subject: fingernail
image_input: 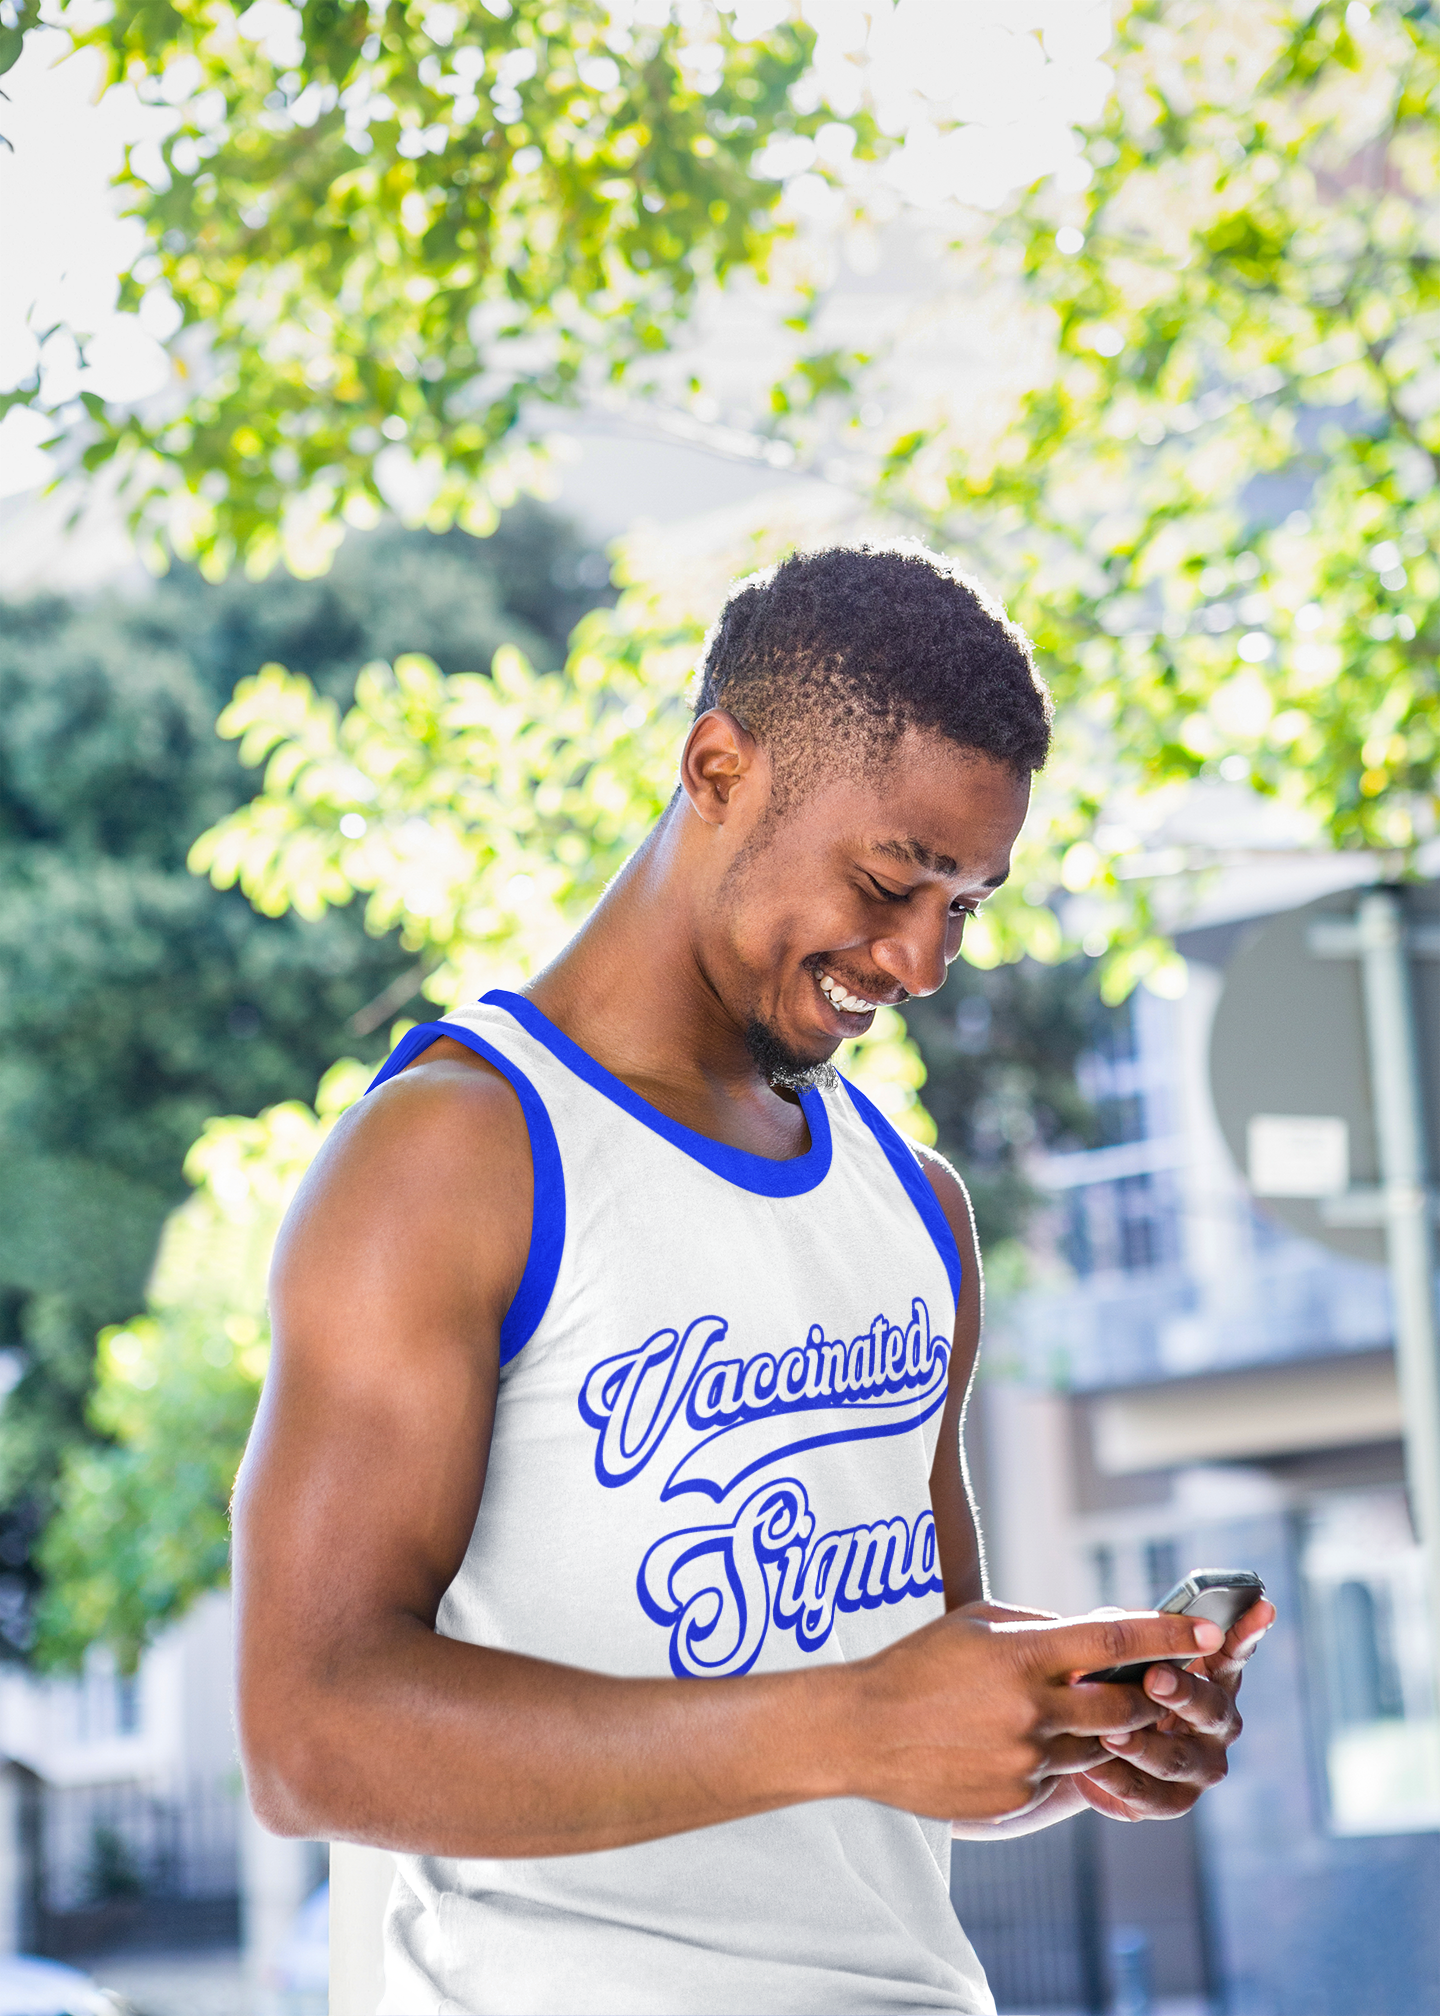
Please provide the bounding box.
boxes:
[1100,1734,1130,1751]
[1194,1621,1223,1651]
[1147,1665,1178,1696]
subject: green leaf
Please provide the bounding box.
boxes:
[24,0,838,572]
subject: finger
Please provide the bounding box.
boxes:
[1038,1734,1123,1776]
[1073,1769,1144,1822]
[1217,1598,1274,1662]
[1019,1610,1223,1680]
[1202,1599,1277,1688]
[1038,1680,1162,1739]
[1098,1725,1227,1788]
[1077,1762,1196,1823]
[1142,1664,1238,1737]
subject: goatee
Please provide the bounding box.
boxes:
[744,1016,838,1093]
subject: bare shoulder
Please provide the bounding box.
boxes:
[288,1040,530,1223]
[325,1037,528,1162]
[272,1037,535,1336]
[913,1141,978,1262]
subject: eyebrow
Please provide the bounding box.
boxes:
[872,838,1010,890]
[874,837,957,874]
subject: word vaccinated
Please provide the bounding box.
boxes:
[579,1300,950,1672]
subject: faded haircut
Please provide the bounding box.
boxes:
[691,541,1052,807]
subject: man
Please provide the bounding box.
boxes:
[235,545,1272,2015]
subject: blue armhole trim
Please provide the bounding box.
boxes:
[839,1075,963,1308]
[367,1022,565,1365]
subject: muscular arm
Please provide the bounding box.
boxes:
[234,1053,1221,1857]
[919,1147,987,1613]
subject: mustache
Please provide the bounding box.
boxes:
[803,954,907,1006]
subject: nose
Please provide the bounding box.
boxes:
[870,912,956,1000]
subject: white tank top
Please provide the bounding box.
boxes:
[367,992,994,2016]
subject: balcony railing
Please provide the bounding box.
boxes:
[994,1243,1393,1392]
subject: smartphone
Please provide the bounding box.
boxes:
[1083,1569,1266,1685]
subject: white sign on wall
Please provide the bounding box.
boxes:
[1246,1114,1350,1199]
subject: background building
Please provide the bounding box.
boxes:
[962,846,1440,2016]
[0,1597,323,2005]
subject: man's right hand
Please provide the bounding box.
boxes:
[844,1604,1225,1824]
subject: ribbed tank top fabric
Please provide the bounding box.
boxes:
[367,993,994,2016]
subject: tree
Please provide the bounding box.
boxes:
[35,1060,364,1671]
[876,0,1440,997]
[0,504,608,1661]
[904,957,1121,1277]
[5,0,863,575]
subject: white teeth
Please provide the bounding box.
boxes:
[819,970,876,1015]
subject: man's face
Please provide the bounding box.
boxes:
[701,728,1031,1083]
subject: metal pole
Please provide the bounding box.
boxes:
[1356,888,1440,1674]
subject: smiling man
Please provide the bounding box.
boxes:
[234,544,1271,2015]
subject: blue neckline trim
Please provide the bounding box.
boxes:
[483,989,834,1199]
[366,1022,566,1365]
[839,1074,963,1308]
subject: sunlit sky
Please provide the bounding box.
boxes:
[0,0,1111,502]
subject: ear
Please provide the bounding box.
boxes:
[679,709,768,827]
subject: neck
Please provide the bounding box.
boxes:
[523,807,808,1149]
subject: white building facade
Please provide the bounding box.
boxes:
[966,855,1440,2016]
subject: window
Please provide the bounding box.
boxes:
[1303,1491,1440,1834]
[65,1652,143,1745]
[115,1673,141,1737]
[1144,1539,1179,1605]
[1091,1544,1117,1608]
[1062,1171,1180,1279]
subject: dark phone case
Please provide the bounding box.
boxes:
[1083,1575,1264,1686]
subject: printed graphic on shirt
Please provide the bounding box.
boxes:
[578,1299,950,1674]
[638,1476,944,1677]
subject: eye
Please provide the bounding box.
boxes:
[864,874,910,904]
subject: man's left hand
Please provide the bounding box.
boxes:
[1074,1598,1276,1822]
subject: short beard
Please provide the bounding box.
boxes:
[744,1015,838,1093]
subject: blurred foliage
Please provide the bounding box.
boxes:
[155,496,617,699]
[190,589,701,1000]
[904,957,1119,1275]
[0,0,39,89]
[36,1060,367,1672]
[838,1004,934,1148]
[5,505,608,1664]
[881,0,1440,995]
[86,1825,145,1903]
[6,0,868,575]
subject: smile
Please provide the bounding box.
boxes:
[816,967,884,1016]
